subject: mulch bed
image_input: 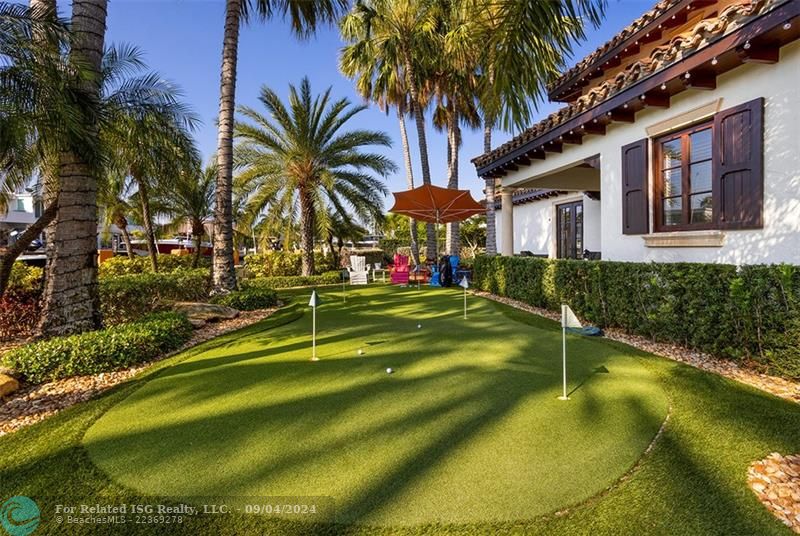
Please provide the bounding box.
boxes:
[748,453,800,533]
[0,307,277,436]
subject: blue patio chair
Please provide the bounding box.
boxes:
[429,264,441,287]
[449,255,460,280]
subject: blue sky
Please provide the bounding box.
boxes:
[101,0,655,205]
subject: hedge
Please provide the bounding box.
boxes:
[243,251,337,278]
[211,287,278,311]
[240,271,341,290]
[98,255,209,277]
[1,312,193,384]
[99,268,211,324]
[473,256,800,379]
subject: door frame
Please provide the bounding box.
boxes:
[555,199,584,259]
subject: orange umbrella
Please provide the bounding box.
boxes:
[388,184,484,224]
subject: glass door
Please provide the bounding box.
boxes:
[556,200,583,259]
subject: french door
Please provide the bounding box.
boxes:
[556,200,583,259]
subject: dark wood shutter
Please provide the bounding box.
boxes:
[621,139,649,235]
[713,97,764,229]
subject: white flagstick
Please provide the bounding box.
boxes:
[559,304,583,400]
[459,277,469,319]
[342,270,346,303]
[309,291,320,361]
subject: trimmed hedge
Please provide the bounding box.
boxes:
[211,287,278,311]
[100,268,211,325]
[240,271,341,290]
[474,256,800,379]
[243,251,337,278]
[1,312,193,384]
[98,255,210,277]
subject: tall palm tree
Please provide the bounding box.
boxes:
[338,0,439,261]
[156,163,215,268]
[213,0,347,293]
[234,77,395,276]
[340,14,422,265]
[38,0,109,336]
[471,0,606,255]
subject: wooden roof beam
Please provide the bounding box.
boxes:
[581,121,606,136]
[543,141,563,153]
[681,70,716,90]
[737,42,779,64]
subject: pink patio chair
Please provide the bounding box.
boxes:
[390,254,410,285]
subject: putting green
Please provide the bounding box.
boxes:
[83,285,668,526]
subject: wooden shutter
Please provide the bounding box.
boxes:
[621,139,649,235]
[713,97,764,229]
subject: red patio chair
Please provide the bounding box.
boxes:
[390,253,410,285]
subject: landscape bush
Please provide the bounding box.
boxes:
[211,287,278,311]
[100,268,211,324]
[0,263,44,340]
[1,311,193,383]
[7,262,44,294]
[240,271,341,290]
[473,256,800,379]
[244,251,337,278]
[98,254,209,277]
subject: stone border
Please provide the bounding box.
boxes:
[474,291,800,404]
[0,307,278,436]
[748,453,800,533]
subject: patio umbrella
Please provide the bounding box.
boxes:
[388,184,484,262]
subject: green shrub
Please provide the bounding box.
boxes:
[7,262,43,294]
[211,287,278,311]
[473,256,800,379]
[243,251,336,277]
[241,271,341,290]
[99,255,209,277]
[2,312,193,383]
[100,268,211,324]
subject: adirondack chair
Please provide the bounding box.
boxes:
[348,255,369,285]
[429,263,441,287]
[390,254,410,285]
[449,255,460,280]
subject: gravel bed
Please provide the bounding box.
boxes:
[0,307,278,436]
[748,453,800,533]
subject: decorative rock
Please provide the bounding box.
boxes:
[748,452,800,533]
[0,374,20,397]
[173,302,240,325]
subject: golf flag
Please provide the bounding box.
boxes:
[460,277,469,319]
[559,304,581,401]
[309,291,320,361]
[561,304,582,328]
[459,277,469,289]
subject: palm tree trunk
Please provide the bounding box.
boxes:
[0,201,57,297]
[401,48,436,262]
[299,189,316,277]
[193,234,202,268]
[136,180,159,272]
[445,109,460,256]
[212,0,241,293]
[120,223,134,260]
[397,108,420,266]
[483,120,497,256]
[38,0,106,337]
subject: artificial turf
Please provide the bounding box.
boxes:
[1,284,798,535]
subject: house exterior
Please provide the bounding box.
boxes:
[0,190,41,248]
[474,0,800,265]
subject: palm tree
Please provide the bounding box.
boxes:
[234,77,395,276]
[339,0,439,261]
[38,0,109,336]
[213,0,347,293]
[98,171,137,259]
[156,163,215,268]
[99,45,200,272]
[340,13,422,265]
[471,0,606,255]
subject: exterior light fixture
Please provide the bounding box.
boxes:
[784,22,792,30]
[744,41,751,50]
[684,72,691,79]
[711,57,718,66]
[661,83,667,90]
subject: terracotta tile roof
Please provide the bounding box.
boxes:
[548,0,683,94]
[473,0,778,170]
[494,189,564,209]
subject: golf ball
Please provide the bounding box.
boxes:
[417,323,422,329]
[386,367,394,374]
[358,349,364,355]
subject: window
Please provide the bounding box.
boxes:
[654,122,714,231]
[14,199,25,212]
[556,200,583,259]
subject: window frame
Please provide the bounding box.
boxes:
[653,120,716,232]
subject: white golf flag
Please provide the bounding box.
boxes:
[459,277,469,289]
[308,290,320,307]
[561,304,582,329]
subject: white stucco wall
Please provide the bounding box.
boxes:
[496,193,601,256]
[499,39,800,265]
